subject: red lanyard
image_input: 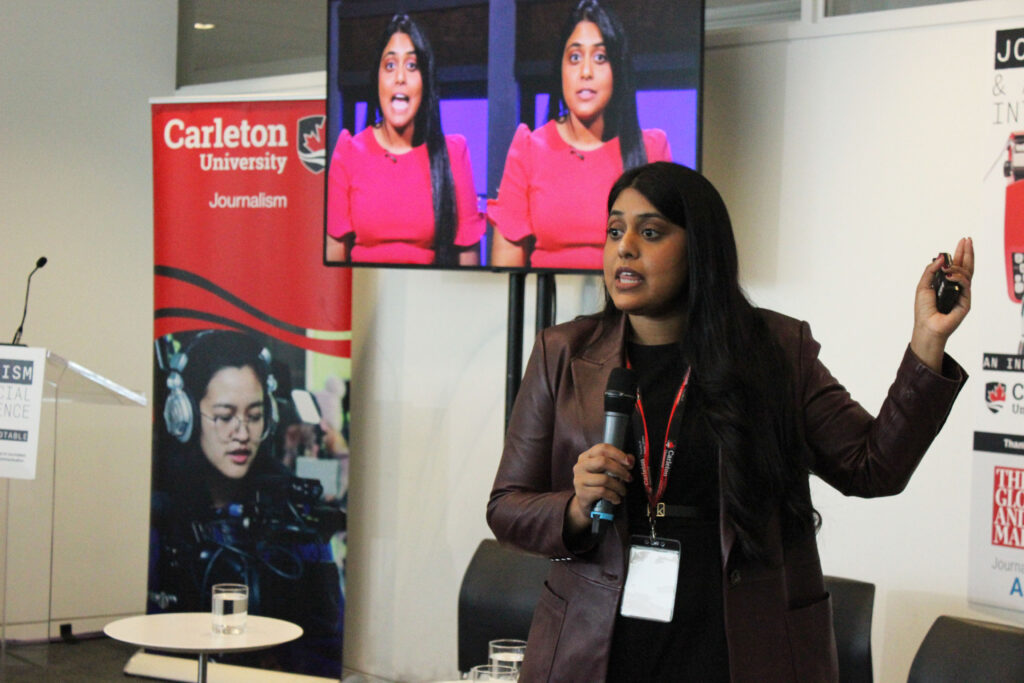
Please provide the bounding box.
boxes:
[628,361,692,514]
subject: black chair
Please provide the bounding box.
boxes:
[907,615,1024,682]
[457,547,880,677]
[825,575,876,683]
[457,539,550,674]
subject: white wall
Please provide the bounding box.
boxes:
[704,1,1024,681]
[346,2,1024,681]
[344,270,600,681]
[4,1,1024,682]
[0,0,177,638]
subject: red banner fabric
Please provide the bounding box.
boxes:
[149,99,350,678]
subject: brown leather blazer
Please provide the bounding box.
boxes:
[487,310,966,682]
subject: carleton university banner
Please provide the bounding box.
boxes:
[149,97,351,677]
[971,27,1024,614]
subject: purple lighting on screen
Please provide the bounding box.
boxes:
[440,99,488,197]
[353,102,367,133]
[637,90,698,170]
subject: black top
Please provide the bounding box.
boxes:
[606,342,730,682]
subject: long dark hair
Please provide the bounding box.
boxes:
[606,162,818,561]
[547,0,646,171]
[367,14,458,266]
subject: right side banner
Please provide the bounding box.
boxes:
[970,26,1024,612]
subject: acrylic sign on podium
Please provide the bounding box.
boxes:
[0,346,47,480]
[0,346,146,480]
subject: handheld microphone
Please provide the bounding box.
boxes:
[11,256,47,346]
[590,367,637,536]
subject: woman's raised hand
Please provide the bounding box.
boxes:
[910,237,973,373]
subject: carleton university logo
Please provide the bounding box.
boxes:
[664,439,677,469]
[987,382,1008,413]
[296,116,325,174]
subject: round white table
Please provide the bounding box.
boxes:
[104,612,302,683]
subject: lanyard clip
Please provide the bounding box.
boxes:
[646,502,666,518]
[646,503,662,541]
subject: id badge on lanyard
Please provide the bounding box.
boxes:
[621,535,682,622]
[618,364,691,623]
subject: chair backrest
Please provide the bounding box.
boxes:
[825,575,875,683]
[457,539,550,673]
[907,615,1024,683]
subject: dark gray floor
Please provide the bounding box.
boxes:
[1,635,142,682]
[0,637,386,682]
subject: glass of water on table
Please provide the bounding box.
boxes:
[211,583,248,634]
[488,639,526,673]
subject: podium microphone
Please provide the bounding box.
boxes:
[11,256,47,346]
[591,367,637,537]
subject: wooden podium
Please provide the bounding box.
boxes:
[0,348,146,648]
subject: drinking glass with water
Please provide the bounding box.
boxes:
[488,639,526,672]
[470,664,518,680]
[211,583,248,634]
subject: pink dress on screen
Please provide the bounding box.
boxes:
[326,127,485,265]
[487,120,672,270]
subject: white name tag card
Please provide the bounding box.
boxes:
[619,536,681,623]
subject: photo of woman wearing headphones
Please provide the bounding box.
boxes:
[148,330,345,676]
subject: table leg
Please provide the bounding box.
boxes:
[197,652,208,683]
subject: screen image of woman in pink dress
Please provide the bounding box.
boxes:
[325,14,485,267]
[488,0,673,271]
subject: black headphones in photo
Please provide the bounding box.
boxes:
[161,332,279,443]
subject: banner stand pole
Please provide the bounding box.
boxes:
[504,272,558,430]
[536,273,556,335]
[504,273,526,431]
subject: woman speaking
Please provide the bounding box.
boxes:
[488,0,672,270]
[326,14,484,266]
[488,162,971,680]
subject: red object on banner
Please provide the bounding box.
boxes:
[1003,132,1024,304]
[992,466,1024,549]
[152,99,351,353]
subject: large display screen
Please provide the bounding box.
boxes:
[324,0,703,273]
